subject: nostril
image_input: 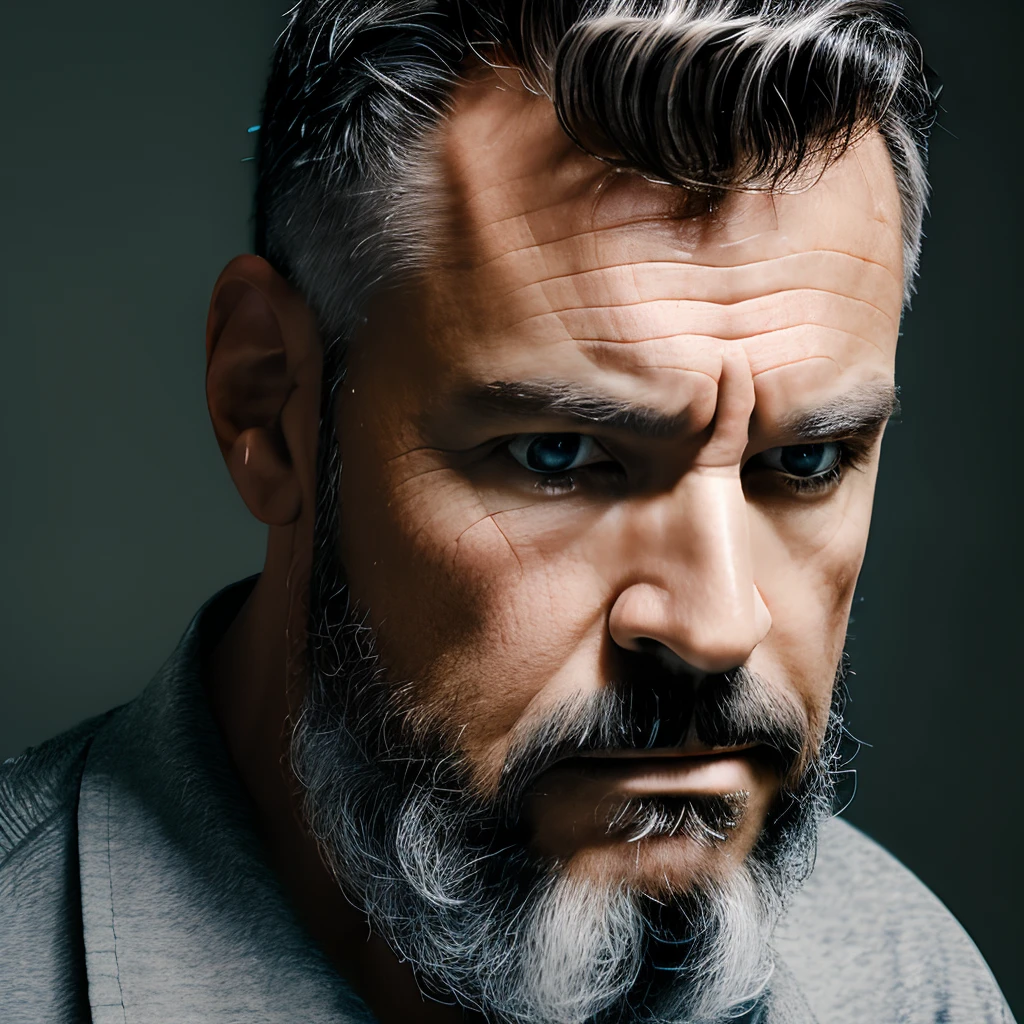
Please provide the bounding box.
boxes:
[634,638,708,680]
[608,583,762,677]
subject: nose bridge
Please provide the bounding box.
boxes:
[610,465,770,674]
[662,466,753,622]
[607,343,769,671]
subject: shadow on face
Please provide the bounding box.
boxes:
[333,68,904,890]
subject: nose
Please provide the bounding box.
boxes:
[607,473,771,675]
[607,347,771,674]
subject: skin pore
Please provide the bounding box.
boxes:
[206,69,904,1023]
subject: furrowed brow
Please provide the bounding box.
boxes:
[782,382,900,441]
[455,379,899,443]
[459,380,689,439]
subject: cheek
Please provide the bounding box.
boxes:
[337,442,610,774]
[750,476,877,727]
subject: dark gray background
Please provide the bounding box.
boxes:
[2,0,1020,1016]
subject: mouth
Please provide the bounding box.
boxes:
[521,746,770,858]
[543,745,766,799]
[575,742,762,761]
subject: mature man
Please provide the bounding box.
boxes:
[1,1,1014,1022]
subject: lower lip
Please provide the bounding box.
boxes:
[522,752,768,859]
[535,752,764,800]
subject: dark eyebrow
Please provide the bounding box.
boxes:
[455,378,900,442]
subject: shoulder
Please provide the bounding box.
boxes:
[0,714,110,864]
[0,714,114,1024]
[775,816,1015,1023]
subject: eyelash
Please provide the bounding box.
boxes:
[762,437,872,497]
[528,465,616,496]
[779,449,847,495]
[504,437,872,497]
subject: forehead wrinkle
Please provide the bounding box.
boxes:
[750,353,848,379]
[594,364,723,392]
[745,326,892,364]
[473,234,902,286]
[479,193,602,235]
[477,170,700,245]
[469,219,693,273]
[500,253,897,302]
[537,322,893,354]
[469,161,650,235]
[576,328,883,381]
[459,154,899,271]
[499,251,900,292]
[436,77,903,337]
[428,88,903,416]
[497,290,896,339]
[478,209,698,263]
[577,334,721,374]
[480,189,897,272]
[464,144,895,270]
[448,151,900,286]
[578,362,722,388]
[570,356,723,426]
[442,130,611,252]
[445,98,707,263]
[465,161,609,234]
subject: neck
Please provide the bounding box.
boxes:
[207,533,475,1024]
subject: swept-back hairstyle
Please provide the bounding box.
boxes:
[257,0,936,326]
[252,0,937,623]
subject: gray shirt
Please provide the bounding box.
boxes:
[0,578,1014,1023]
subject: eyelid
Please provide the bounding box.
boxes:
[750,429,876,462]
[507,432,613,473]
[756,441,842,476]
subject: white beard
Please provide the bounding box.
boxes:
[293,589,841,1024]
[510,866,779,1024]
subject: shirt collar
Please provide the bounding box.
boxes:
[77,576,373,1024]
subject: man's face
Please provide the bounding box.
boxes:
[331,72,903,894]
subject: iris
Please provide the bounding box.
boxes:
[777,443,840,477]
[523,434,584,473]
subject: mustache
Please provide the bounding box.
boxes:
[306,582,838,829]
[496,667,810,815]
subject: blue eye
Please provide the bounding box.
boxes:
[507,433,605,474]
[759,442,843,479]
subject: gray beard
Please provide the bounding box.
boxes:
[292,579,846,1024]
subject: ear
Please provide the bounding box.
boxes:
[206,255,321,527]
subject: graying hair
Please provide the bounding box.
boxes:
[257,0,936,333]
[253,0,937,621]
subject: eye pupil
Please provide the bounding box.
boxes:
[526,434,582,472]
[780,444,835,477]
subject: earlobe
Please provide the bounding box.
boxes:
[206,255,319,528]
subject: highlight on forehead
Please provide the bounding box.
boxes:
[257,0,938,335]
